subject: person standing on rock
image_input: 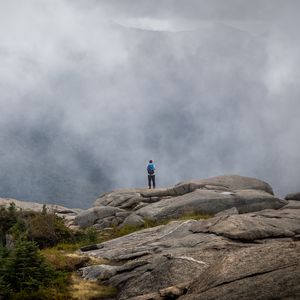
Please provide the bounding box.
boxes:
[147,160,156,189]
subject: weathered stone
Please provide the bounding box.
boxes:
[214,207,239,217]
[127,196,161,207]
[121,214,145,227]
[74,206,124,228]
[233,189,286,213]
[126,292,163,300]
[191,208,300,240]
[281,200,300,209]
[80,244,100,252]
[147,197,161,203]
[80,264,118,280]
[0,198,80,214]
[79,220,198,260]
[135,189,286,221]
[115,211,132,218]
[253,237,294,244]
[89,176,282,228]
[94,190,143,207]
[133,202,149,211]
[120,197,146,209]
[79,202,300,300]
[159,284,188,297]
[180,242,300,300]
[140,188,177,198]
[175,174,274,195]
[94,215,123,229]
[285,192,300,201]
[115,255,207,300]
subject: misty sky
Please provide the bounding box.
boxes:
[0,0,299,208]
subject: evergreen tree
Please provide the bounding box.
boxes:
[0,203,18,245]
[0,245,12,299]
[0,240,56,295]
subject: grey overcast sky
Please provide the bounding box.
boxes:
[0,0,299,208]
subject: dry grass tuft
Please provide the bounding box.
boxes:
[175,212,211,221]
[69,274,117,300]
[41,248,90,271]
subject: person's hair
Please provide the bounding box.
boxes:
[149,160,153,163]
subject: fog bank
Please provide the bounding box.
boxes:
[0,1,299,208]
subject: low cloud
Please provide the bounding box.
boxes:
[0,1,299,208]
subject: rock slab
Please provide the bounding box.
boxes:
[80,202,300,300]
[90,175,287,229]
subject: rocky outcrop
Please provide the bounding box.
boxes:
[79,202,300,299]
[135,189,285,221]
[0,197,81,227]
[1,175,299,299]
[2,175,287,233]
[74,206,130,229]
[83,175,286,229]
[94,175,275,208]
[214,206,239,217]
[285,192,300,201]
[180,242,300,300]
[283,200,300,209]
[190,207,300,240]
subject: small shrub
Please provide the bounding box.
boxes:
[84,227,98,243]
[0,204,75,249]
[24,212,74,248]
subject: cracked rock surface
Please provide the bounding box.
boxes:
[74,175,287,229]
[80,200,300,299]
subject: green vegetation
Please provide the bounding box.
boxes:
[0,203,115,300]
[0,202,211,299]
[0,203,73,299]
[0,203,74,249]
[0,239,69,300]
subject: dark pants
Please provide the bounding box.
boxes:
[148,175,155,188]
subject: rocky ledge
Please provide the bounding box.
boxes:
[73,175,287,230]
[79,200,300,299]
[2,175,299,299]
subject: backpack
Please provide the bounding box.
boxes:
[147,164,155,175]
